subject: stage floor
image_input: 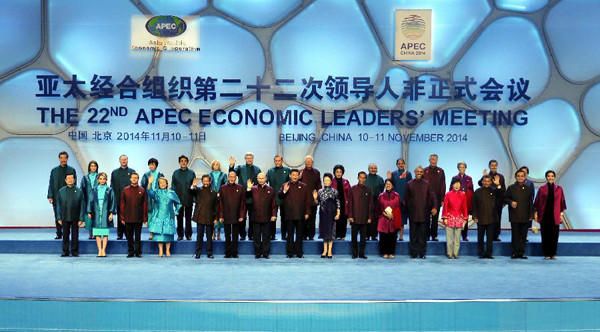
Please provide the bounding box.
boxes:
[1,253,599,302]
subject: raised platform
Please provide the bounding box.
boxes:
[1,228,600,257]
[2,228,600,331]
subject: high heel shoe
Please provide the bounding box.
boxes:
[321,255,326,258]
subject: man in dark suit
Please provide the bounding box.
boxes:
[47,151,77,239]
[192,174,219,259]
[55,173,85,257]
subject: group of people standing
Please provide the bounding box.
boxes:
[47,151,566,261]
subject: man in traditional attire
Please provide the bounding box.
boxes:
[192,175,219,259]
[229,152,261,241]
[348,171,374,259]
[279,169,311,258]
[48,151,77,239]
[404,166,437,259]
[247,173,277,258]
[266,155,290,240]
[219,171,246,258]
[423,154,445,241]
[505,170,535,259]
[171,155,196,240]
[472,174,504,259]
[111,154,135,240]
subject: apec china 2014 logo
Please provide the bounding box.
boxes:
[145,15,187,37]
[400,14,427,40]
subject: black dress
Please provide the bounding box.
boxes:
[541,184,559,257]
[317,187,340,241]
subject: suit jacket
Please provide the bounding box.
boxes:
[87,186,117,228]
[247,184,277,223]
[192,186,219,225]
[348,184,374,225]
[47,165,77,199]
[56,185,86,222]
[120,185,148,224]
[278,181,311,220]
[219,183,246,224]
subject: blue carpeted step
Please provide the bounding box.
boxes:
[2,237,600,256]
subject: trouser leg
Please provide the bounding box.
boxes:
[62,221,71,254]
[195,224,205,255]
[351,224,359,256]
[53,202,62,236]
[295,220,304,256]
[126,223,134,254]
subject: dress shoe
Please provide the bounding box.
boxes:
[186,236,192,241]
[240,237,246,241]
[61,253,69,257]
[431,238,439,242]
[511,255,517,259]
[494,238,501,242]
[411,254,417,259]
[359,255,367,259]
[479,255,484,259]
[462,238,469,242]
[352,254,358,259]
[177,237,183,241]
[520,255,528,259]
[287,255,293,258]
[297,254,304,258]
[233,254,239,258]
[255,255,261,259]
[127,254,134,258]
[194,254,201,259]
[71,253,79,257]
[419,255,426,259]
[117,236,123,240]
[321,255,326,258]
[487,255,495,259]
[135,254,142,258]
[263,255,270,259]
[225,254,231,258]
[207,254,214,259]
[55,235,62,240]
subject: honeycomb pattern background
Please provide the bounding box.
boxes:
[0,0,599,229]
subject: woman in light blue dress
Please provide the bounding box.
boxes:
[141,158,164,240]
[81,160,99,239]
[209,160,227,240]
[147,175,181,257]
[87,172,116,257]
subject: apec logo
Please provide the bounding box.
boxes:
[145,15,187,37]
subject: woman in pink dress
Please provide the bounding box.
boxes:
[442,178,468,259]
[377,179,401,259]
